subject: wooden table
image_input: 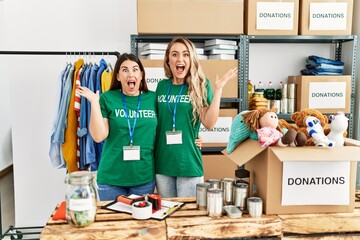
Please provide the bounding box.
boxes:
[40,192,360,239]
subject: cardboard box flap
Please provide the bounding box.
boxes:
[222,139,266,166]
[344,138,360,147]
[271,144,360,162]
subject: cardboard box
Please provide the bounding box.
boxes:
[299,0,353,35]
[142,60,239,98]
[200,60,239,98]
[137,0,244,35]
[200,108,238,146]
[289,75,351,114]
[245,0,299,35]
[203,154,238,181]
[222,138,360,214]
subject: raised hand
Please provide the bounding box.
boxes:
[214,67,238,91]
[76,86,99,104]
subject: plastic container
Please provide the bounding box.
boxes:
[223,205,242,218]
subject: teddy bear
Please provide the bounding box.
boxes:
[327,112,349,146]
[241,108,307,147]
[305,116,335,147]
[291,108,330,146]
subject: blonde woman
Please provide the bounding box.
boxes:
[155,37,238,197]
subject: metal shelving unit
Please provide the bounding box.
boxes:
[130,34,358,140]
[240,35,358,138]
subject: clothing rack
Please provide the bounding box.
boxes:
[0,51,121,58]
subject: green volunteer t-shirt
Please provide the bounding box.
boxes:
[155,78,213,177]
[97,90,157,186]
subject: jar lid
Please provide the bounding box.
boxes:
[197,182,211,188]
[65,171,94,185]
[248,197,262,203]
[221,178,234,183]
[233,182,248,188]
[207,188,222,194]
[206,179,220,184]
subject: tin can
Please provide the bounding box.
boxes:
[221,178,234,205]
[232,182,248,211]
[206,179,220,189]
[196,182,211,210]
[247,197,263,218]
[280,99,288,114]
[281,84,288,99]
[287,98,295,114]
[270,100,280,113]
[207,188,223,217]
[287,83,296,99]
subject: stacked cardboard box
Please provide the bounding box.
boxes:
[245,0,299,35]
[288,75,351,114]
[137,0,244,35]
[299,0,353,35]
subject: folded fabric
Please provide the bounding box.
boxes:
[306,59,344,70]
[52,201,66,220]
[301,69,342,76]
[305,65,343,73]
[308,55,344,66]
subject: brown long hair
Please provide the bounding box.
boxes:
[110,53,148,92]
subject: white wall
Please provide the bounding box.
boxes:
[1,0,359,228]
[249,43,333,89]
[0,0,13,172]
[1,0,136,227]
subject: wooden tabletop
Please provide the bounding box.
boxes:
[40,191,360,240]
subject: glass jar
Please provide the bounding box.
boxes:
[65,171,97,227]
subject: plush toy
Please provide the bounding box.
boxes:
[226,111,252,153]
[327,112,349,146]
[291,108,330,146]
[305,116,335,147]
[278,119,307,147]
[242,108,306,147]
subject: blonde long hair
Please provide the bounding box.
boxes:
[164,37,208,123]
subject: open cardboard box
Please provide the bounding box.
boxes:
[222,138,360,214]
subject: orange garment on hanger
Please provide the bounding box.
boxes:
[62,58,84,173]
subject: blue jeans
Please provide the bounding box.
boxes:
[306,59,344,70]
[309,55,344,66]
[156,174,204,198]
[97,180,155,201]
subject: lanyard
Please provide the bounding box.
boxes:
[166,81,185,131]
[121,92,142,146]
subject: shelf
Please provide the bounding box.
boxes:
[220,98,240,103]
[131,34,241,43]
[246,35,356,44]
[241,34,357,138]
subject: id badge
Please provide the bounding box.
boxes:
[123,146,140,161]
[166,131,183,145]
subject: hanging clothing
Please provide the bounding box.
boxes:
[101,67,113,93]
[49,63,73,169]
[78,64,92,170]
[62,58,84,173]
[86,64,100,171]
